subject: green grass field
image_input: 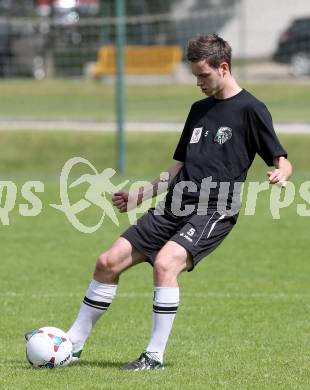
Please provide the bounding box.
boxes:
[0,130,309,389]
[1,79,310,122]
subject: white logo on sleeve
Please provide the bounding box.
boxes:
[190,127,203,144]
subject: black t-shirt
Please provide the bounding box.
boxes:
[164,89,287,212]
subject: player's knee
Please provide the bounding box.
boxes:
[154,251,188,282]
[154,256,176,279]
[95,251,119,276]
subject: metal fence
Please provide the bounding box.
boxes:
[0,0,310,79]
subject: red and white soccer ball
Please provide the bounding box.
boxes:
[26,327,72,369]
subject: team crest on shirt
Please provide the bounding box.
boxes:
[190,127,203,144]
[214,126,232,145]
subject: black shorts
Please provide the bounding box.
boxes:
[121,207,238,271]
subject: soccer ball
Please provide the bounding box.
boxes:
[25,327,72,369]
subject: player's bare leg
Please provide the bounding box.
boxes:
[94,237,146,284]
[153,241,192,287]
[67,237,146,360]
[120,241,192,371]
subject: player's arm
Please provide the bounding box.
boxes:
[267,156,292,186]
[144,161,184,200]
[112,161,184,212]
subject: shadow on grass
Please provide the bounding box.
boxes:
[4,359,124,370]
[3,359,32,369]
[77,360,127,369]
[3,359,173,370]
[78,360,173,370]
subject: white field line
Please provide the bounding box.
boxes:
[0,120,309,133]
[0,291,309,299]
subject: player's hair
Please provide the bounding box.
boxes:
[186,34,232,72]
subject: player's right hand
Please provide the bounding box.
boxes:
[112,191,129,213]
[112,190,143,213]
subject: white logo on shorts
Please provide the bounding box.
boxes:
[180,227,196,242]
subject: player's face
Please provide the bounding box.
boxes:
[191,60,226,97]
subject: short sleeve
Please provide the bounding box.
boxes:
[173,106,193,162]
[248,102,287,166]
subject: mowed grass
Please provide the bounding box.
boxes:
[0,131,309,389]
[0,79,310,122]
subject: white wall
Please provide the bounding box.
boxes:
[220,0,310,58]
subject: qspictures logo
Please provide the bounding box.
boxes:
[50,157,129,233]
[0,157,310,233]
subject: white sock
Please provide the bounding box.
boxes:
[67,280,117,350]
[146,287,180,363]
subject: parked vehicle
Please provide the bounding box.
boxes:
[273,17,310,77]
[0,0,101,78]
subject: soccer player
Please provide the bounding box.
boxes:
[49,34,294,370]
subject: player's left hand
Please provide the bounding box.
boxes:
[267,169,288,187]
